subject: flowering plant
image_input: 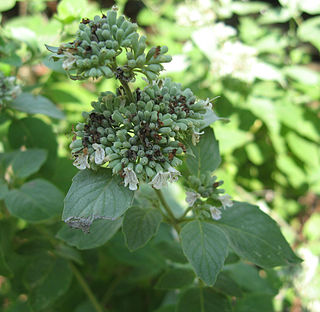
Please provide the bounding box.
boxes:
[51,6,301,309]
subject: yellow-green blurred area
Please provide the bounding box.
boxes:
[0,0,319,311]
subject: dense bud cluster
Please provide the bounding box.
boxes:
[0,71,21,108]
[186,172,232,220]
[70,78,209,190]
[48,7,171,81]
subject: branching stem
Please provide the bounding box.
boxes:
[155,189,181,232]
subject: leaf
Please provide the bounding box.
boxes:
[185,127,221,177]
[216,202,301,267]
[180,220,229,285]
[231,1,269,15]
[123,206,162,251]
[56,218,122,250]
[44,44,59,53]
[177,287,231,312]
[9,92,65,119]
[0,178,9,200]
[5,179,64,222]
[233,293,274,312]
[63,169,134,232]
[8,117,58,175]
[298,16,320,51]
[284,66,320,85]
[155,240,188,264]
[223,262,276,295]
[0,0,16,12]
[155,268,195,289]
[9,149,47,179]
[213,271,243,297]
[200,108,222,130]
[24,255,72,310]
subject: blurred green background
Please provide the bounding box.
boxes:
[0,0,319,311]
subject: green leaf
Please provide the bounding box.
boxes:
[223,262,276,295]
[200,109,222,130]
[123,206,162,251]
[177,287,231,312]
[155,268,195,289]
[44,44,59,53]
[186,127,221,177]
[155,240,188,264]
[24,255,72,310]
[8,117,58,175]
[213,271,243,297]
[6,149,47,179]
[0,0,16,12]
[9,92,65,119]
[233,293,274,312]
[63,169,134,232]
[180,220,228,285]
[5,179,63,222]
[231,1,269,15]
[56,218,122,250]
[216,202,301,267]
[0,178,9,200]
[298,17,320,51]
[284,66,320,85]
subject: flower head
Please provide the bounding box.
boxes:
[123,167,139,191]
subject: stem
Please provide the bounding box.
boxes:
[178,206,193,221]
[155,189,180,232]
[70,263,105,312]
[120,79,134,104]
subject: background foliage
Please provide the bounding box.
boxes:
[0,0,319,311]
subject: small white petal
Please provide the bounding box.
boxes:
[168,166,181,182]
[185,191,200,206]
[210,206,222,220]
[62,52,76,70]
[220,194,233,209]
[123,167,139,191]
[92,144,105,165]
[149,172,169,189]
[192,130,204,145]
[73,153,89,170]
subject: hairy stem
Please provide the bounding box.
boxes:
[70,263,105,312]
[120,79,134,103]
[155,189,180,232]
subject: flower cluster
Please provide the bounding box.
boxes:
[0,71,21,108]
[70,78,208,190]
[185,172,232,220]
[48,7,171,81]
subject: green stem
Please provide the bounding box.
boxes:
[70,263,105,312]
[178,206,193,221]
[120,79,134,104]
[155,189,180,232]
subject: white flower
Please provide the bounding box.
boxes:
[123,167,139,191]
[92,144,105,165]
[62,52,76,70]
[210,206,222,220]
[149,167,181,189]
[168,166,181,182]
[186,191,200,206]
[219,194,233,209]
[192,130,204,145]
[73,153,89,170]
[149,172,170,189]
